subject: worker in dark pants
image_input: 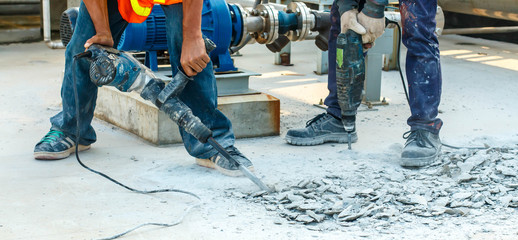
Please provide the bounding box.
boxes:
[34,0,254,176]
[285,0,443,167]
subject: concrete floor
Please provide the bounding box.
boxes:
[1,35,517,240]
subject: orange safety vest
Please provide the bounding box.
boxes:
[118,0,182,23]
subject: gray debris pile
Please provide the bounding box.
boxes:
[235,147,518,228]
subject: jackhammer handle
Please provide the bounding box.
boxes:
[156,36,217,104]
[204,37,216,53]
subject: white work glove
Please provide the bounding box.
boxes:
[340,9,385,45]
[340,9,367,35]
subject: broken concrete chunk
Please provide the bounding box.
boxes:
[358,188,374,196]
[339,213,364,222]
[496,165,516,176]
[297,179,311,188]
[397,194,427,205]
[408,194,428,206]
[328,186,343,194]
[287,194,304,203]
[251,191,267,197]
[444,207,469,216]
[316,185,331,193]
[298,203,323,211]
[295,214,315,223]
[499,196,514,207]
[306,210,325,222]
[471,193,485,202]
[449,200,472,208]
[433,197,450,207]
[431,206,446,215]
[321,178,333,185]
[338,205,355,218]
[286,202,302,209]
[452,192,473,201]
[457,173,476,183]
[472,201,485,208]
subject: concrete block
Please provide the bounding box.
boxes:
[94,86,280,145]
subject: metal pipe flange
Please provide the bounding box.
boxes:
[254,4,279,44]
[286,2,313,42]
[229,3,250,47]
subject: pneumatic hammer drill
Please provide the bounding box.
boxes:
[74,38,271,192]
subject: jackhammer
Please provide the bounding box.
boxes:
[75,37,271,193]
[335,30,365,150]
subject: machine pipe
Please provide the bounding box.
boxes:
[277,11,299,34]
[245,16,264,33]
[42,0,64,49]
[442,26,518,35]
[438,0,518,22]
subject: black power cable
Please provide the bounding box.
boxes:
[72,56,201,240]
[394,22,410,104]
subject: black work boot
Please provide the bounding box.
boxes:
[285,113,357,146]
[400,129,441,167]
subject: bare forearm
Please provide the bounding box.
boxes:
[182,0,203,41]
[83,0,112,37]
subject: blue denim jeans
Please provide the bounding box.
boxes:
[50,1,234,158]
[325,0,443,134]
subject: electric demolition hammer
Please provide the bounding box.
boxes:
[75,37,271,193]
[336,14,401,150]
[336,30,364,150]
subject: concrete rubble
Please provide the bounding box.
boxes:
[237,147,518,230]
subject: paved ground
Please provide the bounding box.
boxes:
[1,34,517,240]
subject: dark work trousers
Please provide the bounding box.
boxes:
[325,0,443,134]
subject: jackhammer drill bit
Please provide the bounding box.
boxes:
[83,38,272,193]
[336,30,365,150]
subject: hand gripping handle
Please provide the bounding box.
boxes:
[157,37,217,104]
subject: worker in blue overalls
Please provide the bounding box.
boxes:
[285,0,443,167]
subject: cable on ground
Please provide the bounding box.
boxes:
[72,56,201,240]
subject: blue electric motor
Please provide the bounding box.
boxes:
[117,0,238,72]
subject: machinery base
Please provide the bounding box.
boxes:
[94,86,280,145]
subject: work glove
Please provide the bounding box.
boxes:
[357,11,385,44]
[340,9,385,46]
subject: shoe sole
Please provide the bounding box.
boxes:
[195,158,255,177]
[400,149,441,168]
[285,133,358,146]
[34,145,91,160]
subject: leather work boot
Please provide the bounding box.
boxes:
[285,113,357,146]
[400,129,441,167]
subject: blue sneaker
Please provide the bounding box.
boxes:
[34,129,90,160]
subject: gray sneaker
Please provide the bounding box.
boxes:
[196,146,254,177]
[400,129,441,167]
[285,113,357,146]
